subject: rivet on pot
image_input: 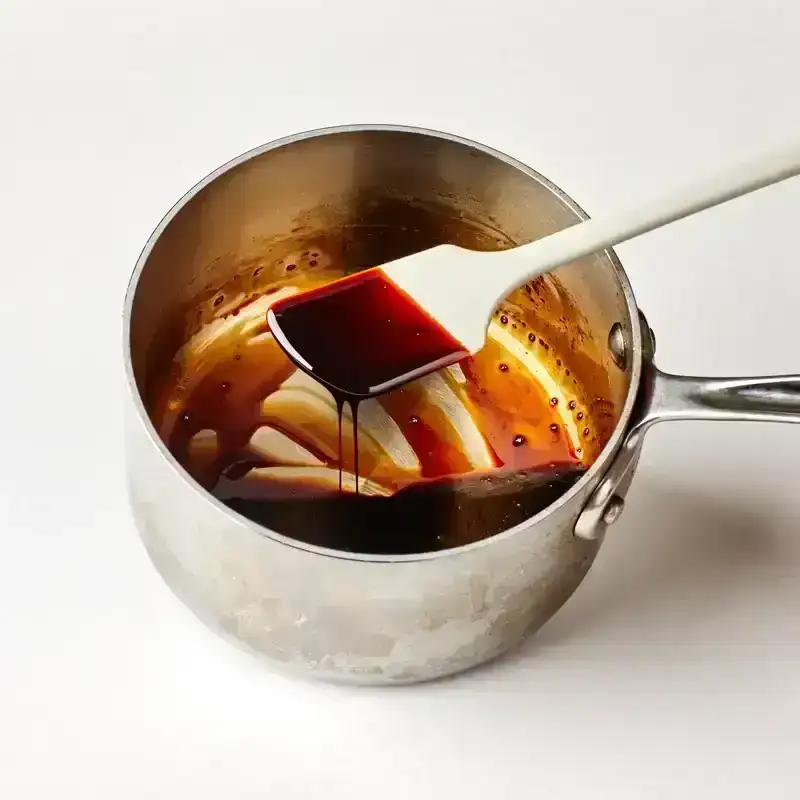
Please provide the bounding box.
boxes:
[608,323,628,371]
[638,310,656,359]
[601,495,626,526]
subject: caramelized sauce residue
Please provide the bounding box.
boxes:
[151,261,596,553]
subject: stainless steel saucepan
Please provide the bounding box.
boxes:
[123,125,800,684]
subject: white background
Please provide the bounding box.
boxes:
[1,1,799,797]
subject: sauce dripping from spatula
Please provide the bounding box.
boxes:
[267,268,469,492]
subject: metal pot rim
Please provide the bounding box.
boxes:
[122,123,644,563]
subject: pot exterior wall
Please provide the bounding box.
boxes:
[126,400,603,684]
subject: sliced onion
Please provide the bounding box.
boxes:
[262,371,420,480]
[393,371,495,470]
[248,426,323,467]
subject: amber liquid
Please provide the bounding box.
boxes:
[153,267,588,553]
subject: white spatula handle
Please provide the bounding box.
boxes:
[493,137,800,298]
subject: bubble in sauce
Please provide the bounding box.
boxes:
[500,315,509,325]
[214,295,225,307]
[568,400,577,410]
[512,434,527,447]
[286,264,297,272]
[549,397,558,407]
[577,412,584,421]
[409,415,420,424]
[499,363,509,373]
[528,333,536,343]
[583,428,590,437]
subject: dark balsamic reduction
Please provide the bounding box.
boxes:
[218,463,586,554]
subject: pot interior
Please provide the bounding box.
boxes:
[127,126,636,553]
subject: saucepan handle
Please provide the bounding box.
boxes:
[645,371,800,425]
[575,361,800,541]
